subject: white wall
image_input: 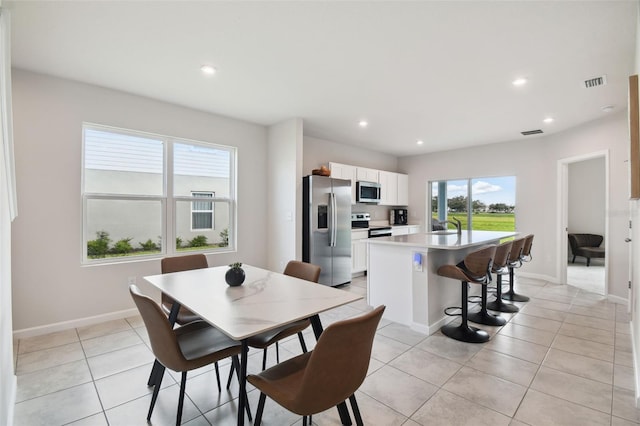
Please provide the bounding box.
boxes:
[11,69,269,333]
[399,112,630,299]
[0,88,15,426]
[267,118,303,272]
[568,157,606,237]
[630,0,640,406]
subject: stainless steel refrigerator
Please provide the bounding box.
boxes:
[303,175,352,286]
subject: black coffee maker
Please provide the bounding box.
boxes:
[390,208,408,225]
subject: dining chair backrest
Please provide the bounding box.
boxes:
[292,305,385,414]
[283,260,321,283]
[161,253,208,274]
[130,285,186,371]
[160,254,208,321]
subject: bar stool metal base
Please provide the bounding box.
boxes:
[468,310,507,326]
[486,298,519,313]
[501,290,530,302]
[501,267,530,302]
[441,322,490,343]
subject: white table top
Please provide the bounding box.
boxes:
[366,230,518,250]
[143,264,362,340]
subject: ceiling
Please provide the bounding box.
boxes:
[5,1,638,157]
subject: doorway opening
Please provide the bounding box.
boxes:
[558,151,608,295]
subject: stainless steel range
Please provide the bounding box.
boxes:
[351,212,392,237]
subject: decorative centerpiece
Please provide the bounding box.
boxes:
[225,262,245,286]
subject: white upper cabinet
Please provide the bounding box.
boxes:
[379,171,409,206]
[329,162,356,204]
[328,162,407,206]
[356,167,379,183]
[379,170,398,206]
[397,173,409,206]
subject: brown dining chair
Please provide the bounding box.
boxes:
[247,305,385,426]
[226,260,321,388]
[148,254,224,392]
[160,254,208,324]
[129,285,251,426]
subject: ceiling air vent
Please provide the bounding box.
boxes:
[584,75,607,89]
[521,129,543,136]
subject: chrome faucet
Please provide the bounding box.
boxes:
[440,217,462,235]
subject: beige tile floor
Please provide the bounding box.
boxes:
[13,275,640,425]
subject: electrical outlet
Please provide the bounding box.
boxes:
[128,276,136,286]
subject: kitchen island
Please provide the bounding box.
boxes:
[366,230,517,335]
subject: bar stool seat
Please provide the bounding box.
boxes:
[502,234,534,302]
[487,239,522,313]
[469,240,513,325]
[437,245,496,343]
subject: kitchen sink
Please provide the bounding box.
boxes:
[426,230,459,235]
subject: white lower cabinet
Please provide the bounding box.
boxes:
[351,230,369,273]
[392,227,409,236]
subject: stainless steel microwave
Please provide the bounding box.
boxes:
[356,181,381,204]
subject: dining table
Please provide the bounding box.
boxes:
[143,263,363,426]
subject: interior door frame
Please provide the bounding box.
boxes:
[557,150,609,292]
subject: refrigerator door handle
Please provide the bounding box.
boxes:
[329,192,337,247]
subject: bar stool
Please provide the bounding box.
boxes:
[438,244,497,343]
[502,234,534,302]
[469,240,513,325]
[486,239,521,313]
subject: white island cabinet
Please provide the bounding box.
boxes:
[366,231,517,335]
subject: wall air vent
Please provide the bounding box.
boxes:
[521,129,544,136]
[584,75,607,88]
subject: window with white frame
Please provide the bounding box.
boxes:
[82,124,235,263]
[191,191,214,230]
[428,176,516,232]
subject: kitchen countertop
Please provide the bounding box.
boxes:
[366,230,517,250]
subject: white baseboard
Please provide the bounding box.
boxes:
[631,320,640,408]
[517,271,557,283]
[6,374,15,426]
[13,308,139,340]
[607,294,628,305]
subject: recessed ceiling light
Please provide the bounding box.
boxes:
[416,140,424,145]
[601,105,615,113]
[200,65,216,75]
[358,120,368,128]
[512,77,527,86]
[543,117,554,124]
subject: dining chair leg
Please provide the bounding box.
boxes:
[349,394,363,426]
[176,371,187,426]
[226,363,235,389]
[303,415,308,426]
[298,331,308,352]
[275,341,280,363]
[254,392,266,426]
[147,364,165,421]
[262,348,268,370]
[214,361,221,392]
